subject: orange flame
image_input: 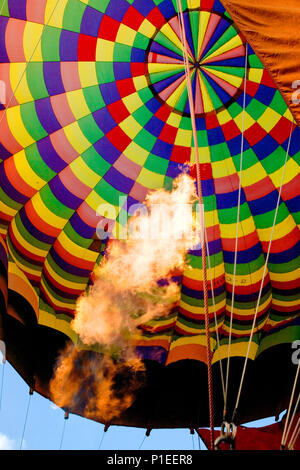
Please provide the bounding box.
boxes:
[50,343,145,422]
[73,173,199,347]
[50,174,200,420]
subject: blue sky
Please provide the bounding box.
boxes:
[0,356,276,450]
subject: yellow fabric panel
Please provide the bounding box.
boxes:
[32,193,67,229]
[256,214,296,242]
[119,115,143,140]
[269,158,299,187]
[43,259,87,291]
[45,0,68,28]
[85,190,121,215]
[70,157,101,189]
[78,62,98,88]
[136,167,165,189]
[179,298,226,315]
[66,89,91,120]
[204,34,242,62]
[38,307,79,344]
[9,63,33,104]
[14,150,46,190]
[190,146,210,164]
[175,127,192,147]
[138,19,157,38]
[57,231,98,263]
[6,106,34,147]
[23,22,43,61]
[122,92,145,113]
[169,334,217,352]
[63,121,90,154]
[167,78,188,109]
[212,340,258,363]
[96,39,114,61]
[10,218,47,259]
[132,76,149,93]
[257,107,282,133]
[116,23,137,47]
[123,141,149,166]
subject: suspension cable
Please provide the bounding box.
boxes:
[281,359,300,448]
[283,388,300,449]
[224,43,248,419]
[232,121,294,422]
[138,434,147,450]
[206,229,225,402]
[191,430,195,450]
[20,390,32,450]
[287,416,300,450]
[198,433,202,450]
[59,411,69,450]
[98,428,106,450]
[176,0,214,449]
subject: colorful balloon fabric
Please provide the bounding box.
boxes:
[0,0,299,427]
[221,0,300,128]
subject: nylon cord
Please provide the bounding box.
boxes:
[206,235,226,403]
[281,359,300,447]
[138,434,146,450]
[20,392,32,450]
[198,433,202,450]
[176,0,214,449]
[233,120,294,421]
[224,42,248,418]
[98,427,107,450]
[288,416,300,450]
[283,389,300,448]
[59,415,67,450]
[175,3,226,408]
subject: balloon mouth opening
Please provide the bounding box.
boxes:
[0,306,297,429]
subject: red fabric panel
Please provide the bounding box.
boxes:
[197,413,300,450]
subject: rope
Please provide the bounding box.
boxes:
[20,392,32,450]
[59,415,67,450]
[281,359,300,448]
[138,434,146,450]
[0,0,62,128]
[0,362,5,412]
[98,427,106,450]
[206,237,226,403]
[224,43,248,418]
[283,389,300,449]
[176,0,214,450]
[287,416,300,450]
[232,120,294,421]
